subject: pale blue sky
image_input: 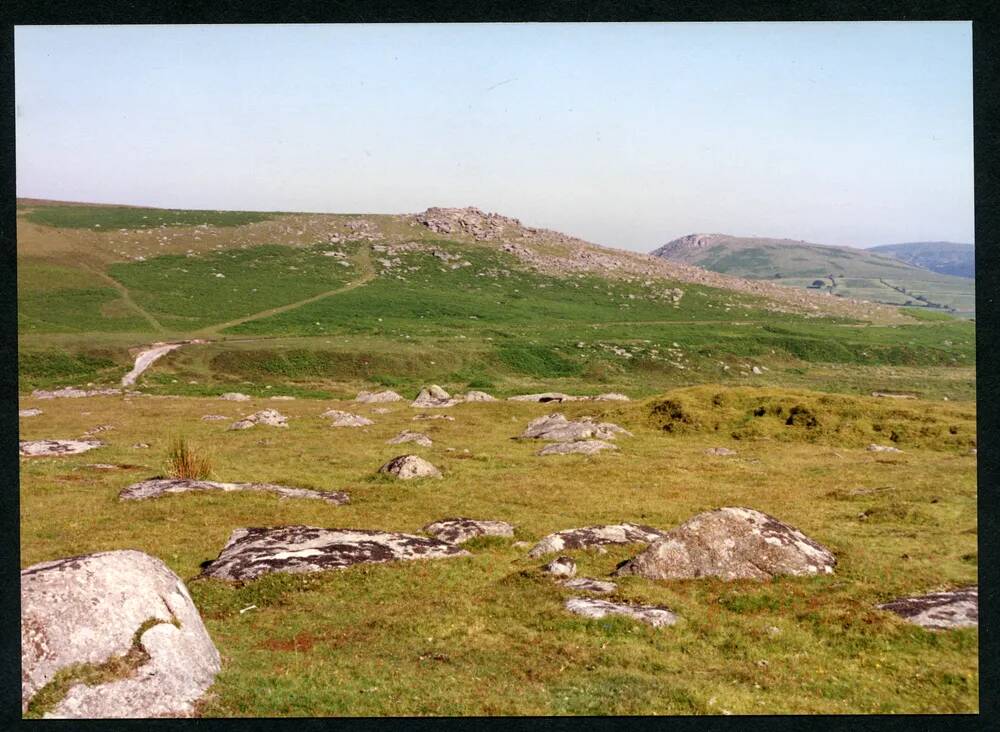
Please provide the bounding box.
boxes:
[15,22,973,251]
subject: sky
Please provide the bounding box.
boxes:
[15,22,973,251]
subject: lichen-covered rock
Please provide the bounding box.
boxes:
[219,392,251,402]
[119,478,349,505]
[613,507,836,581]
[705,447,737,457]
[355,390,403,403]
[520,413,631,442]
[878,587,978,630]
[538,440,618,456]
[411,385,459,408]
[423,517,515,544]
[867,444,903,453]
[508,392,582,403]
[200,526,469,581]
[377,454,442,479]
[228,409,288,430]
[542,556,577,578]
[463,390,497,402]
[528,523,667,558]
[19,440,104,457]
[321,409,374,427]
[565,598,677,627]
[21,550,220,717]
[562,577,617,594]
[387,430,433,447]
[19,408,43,417]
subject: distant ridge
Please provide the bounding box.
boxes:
[867,241,974,279]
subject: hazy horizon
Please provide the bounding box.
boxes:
[16,22,973,251]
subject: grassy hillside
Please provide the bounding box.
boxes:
[867,242,974,279]
[651,234,975,315]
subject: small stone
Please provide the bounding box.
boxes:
[377,455,442,480]
[19,408,43,417]
[542,556,577,578]
[321,410,374,427]
[867,444,902,453]
[387,430,433,447]
[219,392,251,401]
[564,597,677,628]
[705,447,737,457]
[562,577,617,594]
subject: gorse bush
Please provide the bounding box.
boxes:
[165,437,213,480]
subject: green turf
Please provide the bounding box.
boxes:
[25,205,272,230]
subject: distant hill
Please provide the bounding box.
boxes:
[650,233,974,314]
[866,241,974,279]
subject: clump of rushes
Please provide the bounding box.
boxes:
[165,436,213,480]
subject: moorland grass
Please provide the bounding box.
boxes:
[17,387,977,715]
[24,205,273,230]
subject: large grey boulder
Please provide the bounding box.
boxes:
[528,523,667,558]
[564,598,677,628]
[228,409,288,430]
[613,507,836,581]
[200,526,470,581]
[423,517,515,544]
[19,440,104,457]
[378,454,442,479]
[538,440,618,456]
[411,385,459,408]
[878,587,978,630]
[21,550,221,717]
[118,478,349,505]
[321,409,374,427]
[355,389,403,403]
[520,413,631,442]
[387,430,433,447]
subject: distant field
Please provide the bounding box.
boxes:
[23,205,273,230]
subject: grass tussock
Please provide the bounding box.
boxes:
[165,437,214,480]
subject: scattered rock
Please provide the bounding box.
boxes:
[31,387,121,400]
[411,385,459,408]
[529,523,667,558]
[538,440,618,455]
[593,393,630,401]
[613,507,836,581]
[520,413,631,442]
[705,447,737,457]
[201,414,229,421]
[562,577,618,594]
[423,517,515,544]
[377,454,442,479]
[508,392,582,403]
[21,550,220,717]
[200,526,469,581]
[83,424,115,436]
[355,390,403,403]
[19,440,104,457]
[877,587,978,630]
[131,443,150,449]
[219,392,251,402]
[387,430,433,447]
[119,478,349,505]
[228,409,288,431]
[871,392,917,399]
[542,556,577,578]
[19,408,43,417]
[463,390,497,402]
[564,598,677,628]
[83,463,120,470]
[412,413,455,421]
[867,444,903,453]
[321,410,374,427]
[270,395,296,401]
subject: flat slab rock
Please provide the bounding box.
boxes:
[119,478,349,505]
[229,409,288,430]
[201,414,229,421]
[413,413,455,421]
[201,526,470,581]
[378,454,442,479]
[20,440,104,457]
[423,517,515,544]
[321,409,374,427]
[31,387,122,399]
[219,392,251,401]
[355,390,403,403]
[614,506,836,581]
[705,447,737,457]
[387,430,432,447]
[538,440,618,456]
[520,413,631,442]
[19,408,43,417]
[565,597,677,628]
[21,550,220,717]
[529,523,668,558]
[878,587,978,630]
[868,444,903,453]
[562,577,617,594]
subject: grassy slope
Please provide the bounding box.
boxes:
[653,238,975,313]
[17,388,977,715]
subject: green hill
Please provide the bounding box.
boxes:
[867,241,974,279]
[16,201,974,399]
[650,234,974,315]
